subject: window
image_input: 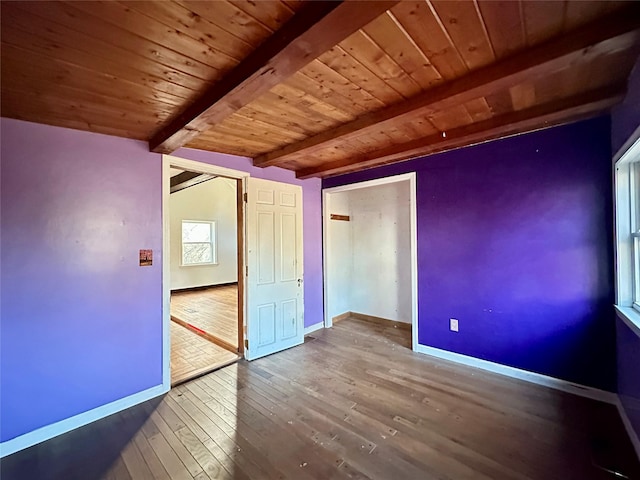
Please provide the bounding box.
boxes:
[632,162,640,309]
[181,220,216,265]
[614,128,640,326]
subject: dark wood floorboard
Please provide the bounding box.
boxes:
[2,316,639,479]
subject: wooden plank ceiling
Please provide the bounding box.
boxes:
[2,1,639,178]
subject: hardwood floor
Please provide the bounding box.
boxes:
[2,315,639,479]
[171,321,239,386]
[171,285,238,351]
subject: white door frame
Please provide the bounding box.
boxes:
[322,172,419,351]
[161,154,249,389]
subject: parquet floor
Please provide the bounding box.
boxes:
[2,315,639,479]
[171,321,239,386]
[171,285,238,349]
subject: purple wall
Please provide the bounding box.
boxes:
[612,55,640,442]
[617,317,640,439]
[612,59,640,154]
[1,119,163,442]
[325,117,616,390]
[0,118,323,443]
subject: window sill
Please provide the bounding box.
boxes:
[180,262,218,268]
[615,305,640,338]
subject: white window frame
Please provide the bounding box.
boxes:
[632,162,640,311]
[181,220,217,266]
[614,125,640,334]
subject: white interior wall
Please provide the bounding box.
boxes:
[170,177,237,290]
[348,182,412,323]
[325,180,412,324]
[325,192,353,321]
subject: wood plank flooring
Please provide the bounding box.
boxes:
[171,285,238,350]
[2,315,639,479]
[171,321,239,386]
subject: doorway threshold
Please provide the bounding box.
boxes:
[171,315,238,354]
[170,321,240,386]
[171,355,240,387]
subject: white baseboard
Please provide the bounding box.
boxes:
[304,323,324,335]
[0,383,168,458]
[617,397,640,460]
[414,344,617,404]
[2,345,637,463]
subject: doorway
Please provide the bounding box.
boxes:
[162,156,247,386]
[161,155,305,389]
[168,169,242,384]
[323,173,418,350]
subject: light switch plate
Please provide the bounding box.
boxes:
[450,318,459,332]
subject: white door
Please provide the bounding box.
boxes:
[246,178,303,360]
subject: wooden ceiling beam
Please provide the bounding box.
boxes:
[170,171,216,194]
[256,5,640,168]
[149,0,400,154]
[295,84,626,179]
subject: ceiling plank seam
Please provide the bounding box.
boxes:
[148,0,400,154]
[254,5,640,172]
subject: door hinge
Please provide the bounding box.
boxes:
[244,339,249,350]
[246,265,248,276]
[243,192,248,202]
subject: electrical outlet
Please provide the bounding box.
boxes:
[450,318,459,332]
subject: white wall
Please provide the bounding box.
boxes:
[325,180,412,323]
[349,182,412,323]
[325,191,352,321]
[170,177,237,290]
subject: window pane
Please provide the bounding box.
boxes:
[183,243,212,264]
[182,222,211,242]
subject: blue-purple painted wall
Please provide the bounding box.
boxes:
[612,58,640,154]
[325,117,616,391]
[612,56,640,442]
[0,118,323,443]
[617,318,640,440]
